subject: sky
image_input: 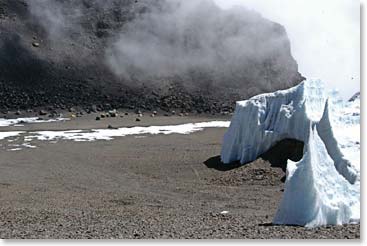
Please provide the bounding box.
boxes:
[213,0,360,99]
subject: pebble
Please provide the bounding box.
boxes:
[107,125,117,129]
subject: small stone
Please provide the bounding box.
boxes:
[95,116,101,121]
[125,112,129,115]
[91,105,98,113]
[15,110,21,115]
[32,42,40,47]
[138,113,143,117]
[100,114,106,118]
[136,118,141,122]
[109,109,117,117]
[39,110,48,116]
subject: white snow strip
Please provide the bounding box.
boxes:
[0,117,69,127]
[0,131,24,140]
[7,148,22,151]
[24,121,230,142]
[21,143,37,149]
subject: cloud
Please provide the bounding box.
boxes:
[106,0,301,93]
[214,0,360,99]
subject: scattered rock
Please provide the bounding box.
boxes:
[32,42,40,47]
[109,109,117,117]
[91,105,98,113]
[39,110,48,116]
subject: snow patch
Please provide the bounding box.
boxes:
[0,121,229,151]
[0,117,69,127]
[0,131,24,140]
[25,121,230,142]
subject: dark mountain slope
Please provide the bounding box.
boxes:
[0,0,304,112]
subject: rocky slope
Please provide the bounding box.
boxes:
[0,0,304,113]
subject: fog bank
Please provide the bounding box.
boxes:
[214,0,360,99]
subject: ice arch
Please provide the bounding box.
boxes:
[221,79,360,227]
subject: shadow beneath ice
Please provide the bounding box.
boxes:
[204,139,304,173]
[203,155,241,171]
[258,222,303,227]
[260,138,304,172]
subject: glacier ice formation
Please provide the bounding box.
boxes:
[221,79,360,227]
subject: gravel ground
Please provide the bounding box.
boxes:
[0,115,360,239]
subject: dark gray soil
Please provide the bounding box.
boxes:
[0,115,360,239]
[0,0,357,239]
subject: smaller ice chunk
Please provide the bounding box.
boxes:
[273,124,359,227]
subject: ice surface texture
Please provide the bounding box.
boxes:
[221,79,360,227]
